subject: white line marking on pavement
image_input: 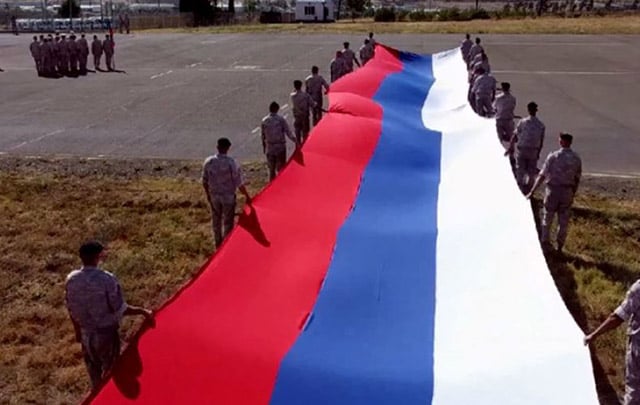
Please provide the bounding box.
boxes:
[150,70,173,80]
[585,172,640,179]
[187,62,202,68]
[281,104,289,111]
[6,129,64,151]
[251,127,260,134]
[494,70,639,76]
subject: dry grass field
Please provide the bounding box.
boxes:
[147,15,640,35]
[0,157,638,404]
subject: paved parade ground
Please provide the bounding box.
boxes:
[1,32,639,175]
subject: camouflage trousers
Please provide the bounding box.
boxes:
[515,147,539,194]
[541,185,574,248]
[266,150,286,181]
[625,341,640,405]
[495,118,515,143]
[81,326,120,388]
[294,114,310,144]
[474,94,494,117]
[210,194,236,248]
[311,97,323,126]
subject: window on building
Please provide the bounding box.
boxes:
[304,5,316,15]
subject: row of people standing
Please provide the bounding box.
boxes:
[29,33,115,78]
[203,35,379,249]
[330,33,377,83]
[464,33,640,405]
[460,34,582,255]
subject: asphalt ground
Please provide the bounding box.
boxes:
[1,32,639,175]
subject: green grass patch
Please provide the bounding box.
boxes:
[0,158,638,403]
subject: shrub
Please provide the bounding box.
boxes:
[373,7,396,21]
[408,9,436,21]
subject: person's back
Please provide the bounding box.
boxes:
[92,38,102,55]
[103,37,114,55]
[305,74,327,101]
[202,153,240,198]
[342,48,355,69]
[78,36,89,55]
[66,267,125,332]
[494,91,516,120]
[330,52,345,82]
[461,35,473,63]
[468,38,484,62]
[516,115,545,149]
[472,73,496,97]
[262,113,288,153]
[30,38,40,57]
[544,147,581,187]
[290,89,313,118]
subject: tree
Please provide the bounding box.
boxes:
[346,0,366,15]
[58,0,80,18]
[180,0,215,25]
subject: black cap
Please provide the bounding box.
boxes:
[79,241,104,260]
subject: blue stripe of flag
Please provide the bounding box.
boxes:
[269,52,441,405]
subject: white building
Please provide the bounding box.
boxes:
[295,0,335,22]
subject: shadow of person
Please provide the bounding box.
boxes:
[111,68,127,74]
[237,203,270,247]
[110,338,143,399]
[291,147,305,167]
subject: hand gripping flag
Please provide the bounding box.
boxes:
[86,46,599,405]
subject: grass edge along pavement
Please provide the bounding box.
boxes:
[140,15,640,35]
[0,157,639,404]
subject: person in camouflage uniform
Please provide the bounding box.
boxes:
[202,137,251,248]
[29,36,41,75]
[507,101,546,194]
[290,79,316,144]
[460,33,473,66]
[92,35,103,70]
[305,66,330,126]
[78,34,89,75]
[261,101,297,181]
[341,41,360,73]
[585,279,640,405]
[65,241,154,388]
[470,67,496,117]
[359,38,374,66]
[526,133,581,252]
[330,51,347,83]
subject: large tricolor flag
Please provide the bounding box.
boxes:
[88,46,599,404]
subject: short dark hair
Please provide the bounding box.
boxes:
[343,41,349,48]
[501,82,511,91]
[79,241,104,263]
[311,65,319,73]
[465,33,470,39]
[269,101,279,113]
[293,80,302,90]
[217,137,231,151]
[527,101,538,112]
[475,37,481,44]
[559,132,573,144]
